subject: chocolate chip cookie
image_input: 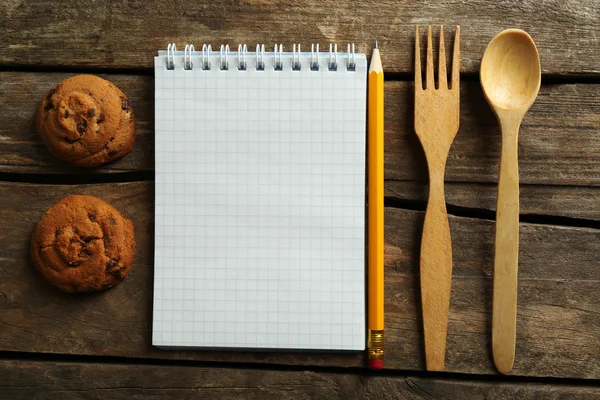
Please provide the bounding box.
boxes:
[31,195,136,293]
[36,75,136,168]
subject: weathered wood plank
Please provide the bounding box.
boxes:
[386,181,600,221]
[1,73,599,188]
[384,81,600,187]
[1,360,599,400]
[0,182,597,378]
[1,0,599,75]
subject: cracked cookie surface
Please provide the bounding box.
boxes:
[31,195,136,293]
[36,75,136,168]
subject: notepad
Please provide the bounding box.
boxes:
[152,43,367,350]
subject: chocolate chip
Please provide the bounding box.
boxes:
[79,249,92,257]
[96,130,100,134]
[64,110,70,118]
[88,213,96,222]
[108,150,120,157]
[121,97,130,110]
[81,236,97,244]
[77,119,88,134]
[103,237,109,248]
[55,228,62,237]
[64,137,79,144]
[47,87,56,99]
[44,101,53,111]
[87,109,95,117]
[105,259,117,272]
[108,215,116,225]
[106,258,121,275]
[96,114,104,124]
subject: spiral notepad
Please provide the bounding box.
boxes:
[152,43,367,351]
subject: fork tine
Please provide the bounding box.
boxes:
[438,26,447,90]
[452,25,461,89]
[426,26,434,90]
[415,26,422,90]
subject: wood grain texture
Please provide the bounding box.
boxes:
[1,73,599,188]
[1,0,599,75]
[385,81,600,186]
[0,182,597,378]
[414,25,460,371]
[1,360,599,400]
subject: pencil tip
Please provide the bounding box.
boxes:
[375,40,378,49]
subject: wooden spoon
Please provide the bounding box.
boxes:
[480,29,541,374]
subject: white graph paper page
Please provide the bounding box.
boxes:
[153,49,366,350]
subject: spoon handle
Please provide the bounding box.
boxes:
[493,120,521,374]
[421,168,452,371]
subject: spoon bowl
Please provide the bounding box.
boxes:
[481,29,541,113]
[480,29,541,375]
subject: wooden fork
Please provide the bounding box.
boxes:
[414,25,460,371]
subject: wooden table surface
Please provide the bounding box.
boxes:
[1,1,599,398]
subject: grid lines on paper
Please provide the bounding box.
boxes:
[152,52,367,350]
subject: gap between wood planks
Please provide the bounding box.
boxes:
[0,350,599,388]
[0,170,597,231]
[384,196,600,230]
[384,71,600,84]
[2,64,600,84]
[0,171,154,185]
[0,66,597,231]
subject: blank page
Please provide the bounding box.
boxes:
[153,48,366,350]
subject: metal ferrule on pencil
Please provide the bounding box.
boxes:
[368,329,384,360]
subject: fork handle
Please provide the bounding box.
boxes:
[420,168,452,371]
[493,120,521,374]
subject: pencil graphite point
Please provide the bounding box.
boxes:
[369,45,382,74]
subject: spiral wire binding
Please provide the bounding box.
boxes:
[329,43,338,71]
[256,44,265,70]
[238,44,247,70]
[164,43,356,72]
[201,44,212,70]
[274,44,283,71]
[347,43,356,71]
[220,45,230,70]
[166,43,177,70]
[184,44,194,70]
[292,43,301,71]
[311,44,320,71]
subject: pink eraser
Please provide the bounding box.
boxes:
[368,359,383,370]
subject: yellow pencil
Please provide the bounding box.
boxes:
[367,42,384,370]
